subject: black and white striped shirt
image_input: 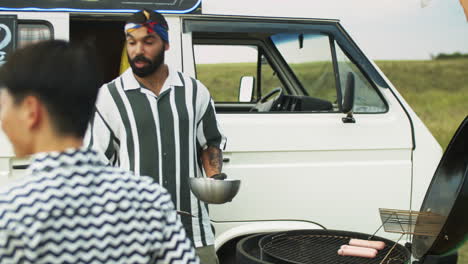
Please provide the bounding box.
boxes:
[0,148,199,264]
[85,67,226,247]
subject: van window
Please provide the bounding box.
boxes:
[191,27,386,113]
[18,23,52,48]
[334,42,387,113]
[271,33,387,113]
[260,53,283,102]
[271,33,337,105]
[194,44,258,102]
[194,44,284,104]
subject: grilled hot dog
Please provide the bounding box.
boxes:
[349,239,386,250]
[338,246,377,258]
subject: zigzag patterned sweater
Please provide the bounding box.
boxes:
[0,147,199,264]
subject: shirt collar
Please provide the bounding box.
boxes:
[121,65,184,93]
[121,68,140,91]
[28,147,103,175]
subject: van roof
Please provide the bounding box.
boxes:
[179,13,340,23]
[0,1,339,22]
[66,12,340,24]
[0,0,200,14]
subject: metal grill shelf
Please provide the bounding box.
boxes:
[379,208,444,236]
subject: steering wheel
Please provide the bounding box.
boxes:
[250,87,283,112]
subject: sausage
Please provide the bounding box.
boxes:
[337,246,377,258]
[349,239,386,250]
[340,245,378,255]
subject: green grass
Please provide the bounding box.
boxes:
[375,59,468,149]
[199,58,468,262]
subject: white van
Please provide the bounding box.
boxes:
[0,1,442,262]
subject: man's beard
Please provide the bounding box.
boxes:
[128,48,165,78]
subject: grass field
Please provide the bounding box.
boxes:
[376,59,468,149]
[199,58,468,262]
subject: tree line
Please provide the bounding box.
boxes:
[431,52,468,60]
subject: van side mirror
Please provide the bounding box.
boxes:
[342,72,356,123]
[239,76,255,102]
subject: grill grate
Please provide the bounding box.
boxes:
[261,234,408,264]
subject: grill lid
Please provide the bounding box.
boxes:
[412,116,468,259]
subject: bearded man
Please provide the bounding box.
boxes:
[86,9,226,264]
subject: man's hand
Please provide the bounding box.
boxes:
[201,146,223,177]
[211,173,227,180]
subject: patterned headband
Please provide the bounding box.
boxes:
[124,20,169,43]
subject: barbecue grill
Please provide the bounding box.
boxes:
[235,116,468,264]
[259,230,409,264]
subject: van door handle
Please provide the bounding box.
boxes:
[223,157,230,163]
[12,164,29,170]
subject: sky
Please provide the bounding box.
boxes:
[202,0,468,60]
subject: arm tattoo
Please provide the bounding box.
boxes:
[203,146,222,176]
[208,146,222,172]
